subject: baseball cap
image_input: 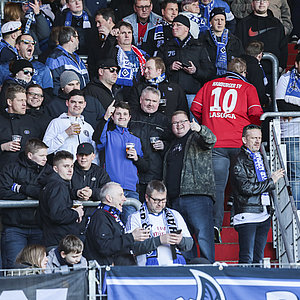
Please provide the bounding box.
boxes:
[77,143,94,155]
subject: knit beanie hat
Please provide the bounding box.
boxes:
[60,71,80,88]
[173,15,190,29]
[209,7,226,21]
[10,59,33,76]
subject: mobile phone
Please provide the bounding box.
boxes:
[176,229,182,234]
[181,62,190,68]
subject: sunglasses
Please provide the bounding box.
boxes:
[23,70,34,76]
[103,67,119,73]
[21,39,36,46]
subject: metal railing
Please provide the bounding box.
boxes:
[261,52,280,112]
[261,112,300,265]
[0,197,142,210]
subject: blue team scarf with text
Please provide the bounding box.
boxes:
[139,202,186,265]
[285,68,300,105]
[65,10,91,28]
[199,0,214,32]
[210,27,228,75]
[245,147,270,205]
[154,20,170,48]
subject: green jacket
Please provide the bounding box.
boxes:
[163,126,216,200]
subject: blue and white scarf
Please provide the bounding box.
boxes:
[284,68,300,106]
[99,203,125,229]
[210,27,228,75]
[24,11,34,34]
[139,202,186,265]
[174,34,192,49]
[116,45,146,87]
[147,72,166,86]
[245,147,270,205]
[199,0,214,33]
[154,20,170,48]
[65,10,91,28]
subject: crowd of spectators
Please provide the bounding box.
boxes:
[0,0,297,268]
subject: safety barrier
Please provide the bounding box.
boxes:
[261,112,300,265]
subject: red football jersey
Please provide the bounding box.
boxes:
[191,76,263,148]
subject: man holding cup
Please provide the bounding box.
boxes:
[43,89,97,162]
[93,101,149,223]
[0,85,43,168]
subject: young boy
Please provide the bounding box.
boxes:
[39,150,84,248]
[46,235,87,272]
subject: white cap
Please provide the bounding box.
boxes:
[1,21,22,34]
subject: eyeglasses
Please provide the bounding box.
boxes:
[147,195,167,204]
[23,70,34,76]
[20,39,36,46]
[135,4,151,10]
[253,0,268,2]
[73,35,79,39]
[103,67,119,73]
[27,91,43,98]
[171,119,189,126]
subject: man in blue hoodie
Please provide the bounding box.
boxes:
[93,101,149,222]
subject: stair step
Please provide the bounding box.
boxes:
[215,242,276,261]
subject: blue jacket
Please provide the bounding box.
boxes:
[95,119,148,192]
[0,40,18,63]
[0,59,53,88]
[46,45,89,95]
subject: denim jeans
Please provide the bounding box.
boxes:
[212,147,240,229]
[121,190,139,225]
[234,217,271,264]
[186,94,196,121]
[172,195,215,263]
[283,137,300,209]
[1,226,44,268]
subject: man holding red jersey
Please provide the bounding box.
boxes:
[190,57,263,243]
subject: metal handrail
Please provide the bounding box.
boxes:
[0,197,142,210]
[260,111,300,120]
[261,142,295,263]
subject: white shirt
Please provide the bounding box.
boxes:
[126,208,191,266]
[43,113,97,162]
[276,70,300,138]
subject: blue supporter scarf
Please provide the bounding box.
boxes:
[199,0,214,32]
[116,45,146,87]
[24,11,34,34]
[154,20,169,48]
[147,72,166,86]
[65,10,91,28]
[100,203,125,229]
[139,202,186,266]
[245,148,270,205]
[284,68,300,105]
[174,34,192,49]
[210,27,228,75]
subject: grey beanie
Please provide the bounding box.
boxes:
[60,71,80,88]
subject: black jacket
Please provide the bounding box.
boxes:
[26,106,53,135]
[39,172,81,247]
[127,78,188,120]
[199,30,244,76]
[84,78,123,110]
[141,24,173,57]
[241,54,269,108]
[232,146,275,215]
[87,33,117,79]
[129,108,172,184]
[84,206,136,266]
[0,111,43,168]
[70,161,111,200]
[44,89,105,129]
[235,11,288,70]
[0,152,53,228]
[157,35,215,94]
